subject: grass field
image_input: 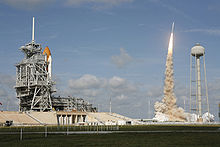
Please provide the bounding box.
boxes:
[0,124,219,147]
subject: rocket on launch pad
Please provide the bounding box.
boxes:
[43,46,52,78]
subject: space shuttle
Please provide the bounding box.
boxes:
[43,46,52,78]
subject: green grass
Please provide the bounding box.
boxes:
[119,124,220,131]
[0,125,219,147]
[0,132,220,147]
[0,124,219,132]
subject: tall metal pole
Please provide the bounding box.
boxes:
[189,55,192,113]
[203,55,210,120]
[148,99,150,119]
[32,17,35,42]
[45,125,47,137]
[196,57,202,117]
[184,96,186,110]
[109,97,112,113]
[195,54,198,114]
[20,128,22,141]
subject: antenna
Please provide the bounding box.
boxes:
[32,17,35,42]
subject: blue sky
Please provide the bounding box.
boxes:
[0,0,219,119]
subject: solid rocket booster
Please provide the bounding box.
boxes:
[48,56,52,78]
[43,46,52,78]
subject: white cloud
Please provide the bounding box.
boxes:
[108,76,138,100]
[109,76,126,88]
[67,74,138,100]
[1,71,219,119]
[111,48,133,68]
[67,74,106,97]
[63,74,218,119]
[184,29,220,36]
[68,74,104,89]
[1,0,134,10]
[1,0,55,10]
[65,0,134,9]
[116,94,127,100]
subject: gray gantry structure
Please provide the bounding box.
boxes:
[15,17,97,113]
[15,17,54,112]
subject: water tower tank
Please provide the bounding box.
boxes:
[191,43,205,57]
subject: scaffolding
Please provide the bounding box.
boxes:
[52,96,96,112]
[15,41,54,111]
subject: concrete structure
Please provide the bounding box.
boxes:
[190,43,209,120]
[0,111,140,126]
[56,111,87,125]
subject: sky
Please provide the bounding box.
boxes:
[0,0,219,119]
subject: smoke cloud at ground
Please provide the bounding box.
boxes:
[154,54,186,122]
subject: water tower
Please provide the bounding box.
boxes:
[190,43,210,121]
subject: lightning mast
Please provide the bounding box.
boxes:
[32,17,35,42]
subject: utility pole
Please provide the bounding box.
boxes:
[148,99,150,119]
[109,97,112,113]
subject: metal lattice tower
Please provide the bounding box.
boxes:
[15,17,54,112]
[190,43,210,120]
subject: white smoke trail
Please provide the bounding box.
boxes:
[154,23,187,122]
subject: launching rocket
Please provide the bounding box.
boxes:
[168,22,174,55]
[43,46,52,78]
[153,22,186,122]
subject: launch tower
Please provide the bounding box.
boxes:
[15,17,54,111]
[15,17,97,113]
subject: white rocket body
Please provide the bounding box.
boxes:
[48,55,52,78]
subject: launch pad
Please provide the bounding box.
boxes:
[0,18,216,126]
[0,17,142,126]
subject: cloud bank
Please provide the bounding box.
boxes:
[0,74,18,111]
[1,0,54,10]
[66,74,137,99]
[1,0,134,10]
[184,29,220,36]
[65,0,133,6]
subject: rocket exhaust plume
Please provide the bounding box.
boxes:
[154,23,186,122]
